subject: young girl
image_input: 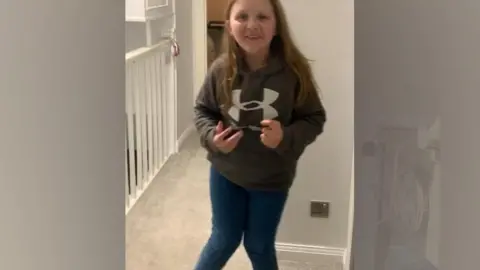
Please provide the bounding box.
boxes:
[193,0,326,269]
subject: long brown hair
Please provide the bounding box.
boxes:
[219,0,319,107]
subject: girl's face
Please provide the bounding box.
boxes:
[227,0,277,56]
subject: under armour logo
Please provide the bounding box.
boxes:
[228,88,279,122]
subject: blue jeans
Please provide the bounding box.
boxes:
[194,166,288,270]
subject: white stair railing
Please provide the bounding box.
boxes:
[125,40,177,214]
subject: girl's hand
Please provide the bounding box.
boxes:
[260,119,283,149]
[212,121,243,153]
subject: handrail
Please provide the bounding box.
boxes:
[146,4,169,10]
[125,39,171,63]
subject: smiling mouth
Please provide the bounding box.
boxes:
[245,35,261,40]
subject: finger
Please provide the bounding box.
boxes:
[213,130,233,149]
[262,127,272,135]
[215,121,224,133]
[261,120,280,132]
[260,134,275,148]
[260,119,272,128]
[215,127,232,141]
[260,133,269,145]
[225,130,243,145]
[223,134,242,151]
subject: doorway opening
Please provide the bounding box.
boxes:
[206,0,227,67]
[191,0,229,101]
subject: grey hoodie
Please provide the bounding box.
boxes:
[194,54,326,191]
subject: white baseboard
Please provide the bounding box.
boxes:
[276,242,346,270]
[177,124,195,151]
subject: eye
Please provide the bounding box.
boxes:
[257,14,269,21]
[235,12,248,21]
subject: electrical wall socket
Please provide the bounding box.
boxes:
[310,201,330,218]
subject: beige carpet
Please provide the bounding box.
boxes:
[126,134,252,270]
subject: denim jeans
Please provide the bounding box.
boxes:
[194,166,288,270]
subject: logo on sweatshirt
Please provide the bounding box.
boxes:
[228,88,279,121]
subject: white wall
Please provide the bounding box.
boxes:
[354,0,441,268]
[170,0,194,139]
[276,0,354,251]
[125,21,147,52]
[437,3,480,269]
[0,0,125,268]
[126,0,145,21]
[353,0,480,269]
[192,0,207,103]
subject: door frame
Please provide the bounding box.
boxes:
[191,0,208,105]
[344,148,355,269]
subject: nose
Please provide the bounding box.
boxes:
[246,17,260,30]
